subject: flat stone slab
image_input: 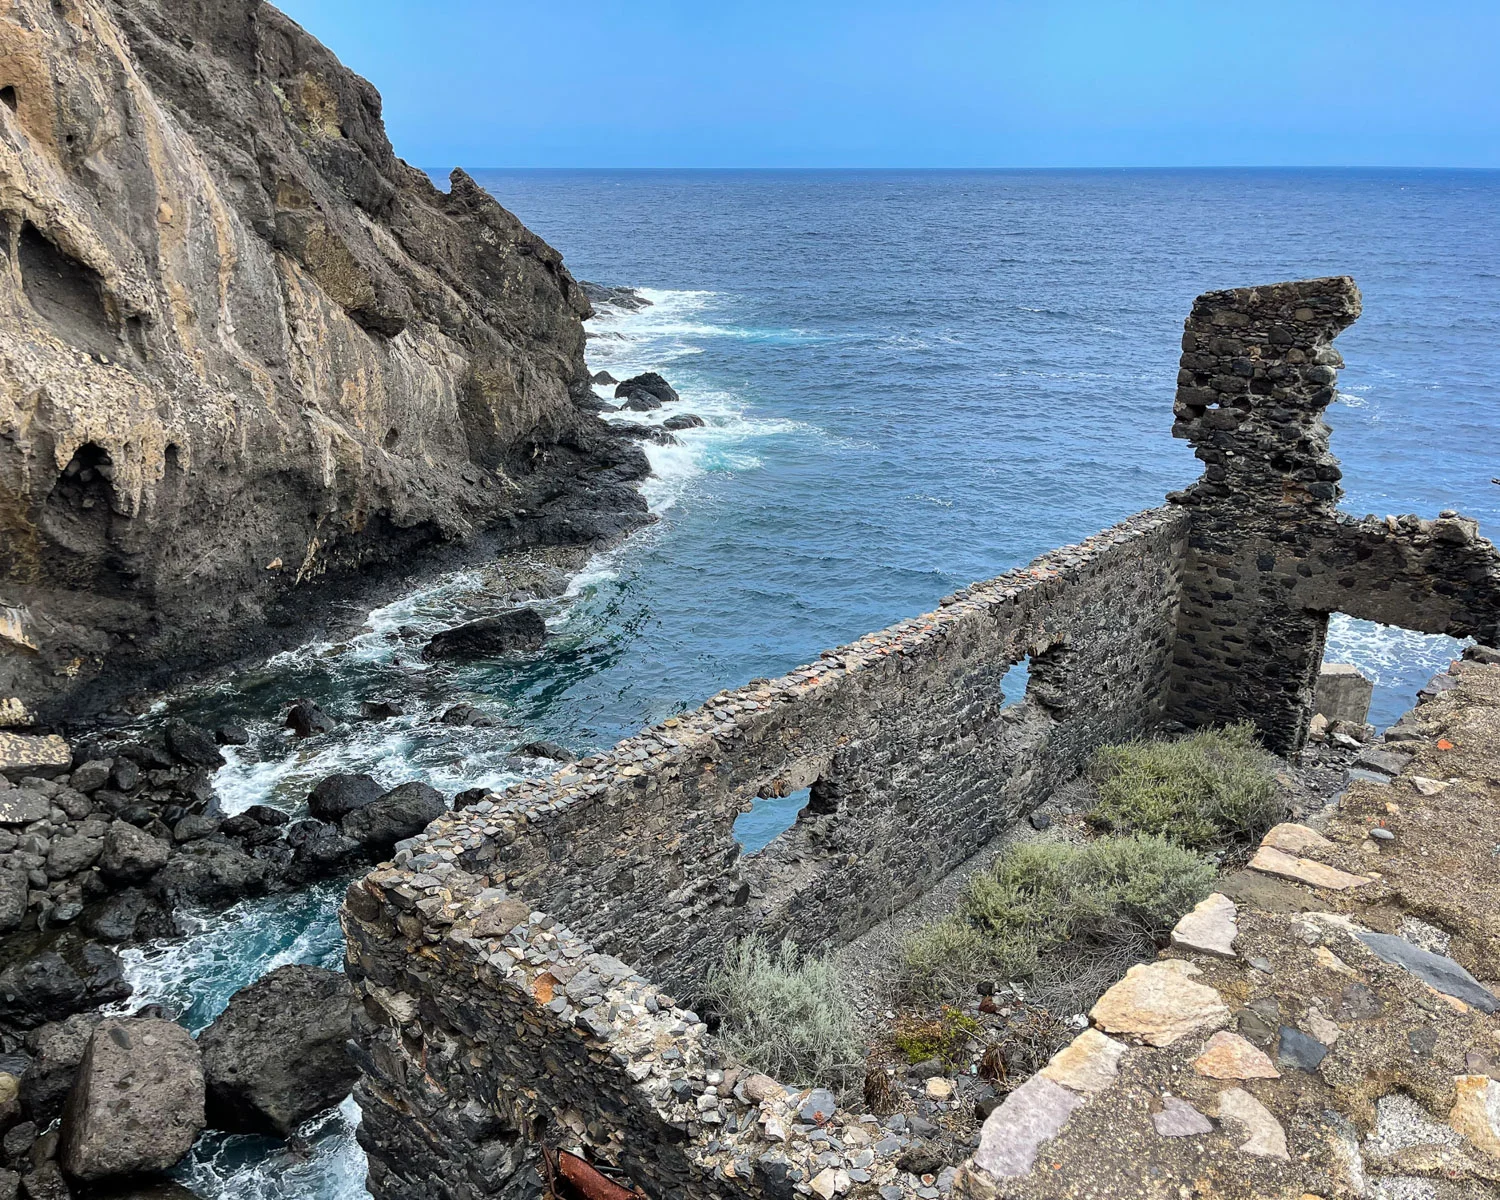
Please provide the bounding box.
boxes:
[1356,932,1499,1013]
[1192,1031,1279,1080]
[972,1073,1086,1179]
[1248,845,1372,891]
[1090,961,1230,1047]
[1215,1087,1289,1160]
[1260,823,1335,856]
[1354,747,1414,777]
[1039,1029,1127,1095]
[0,732,70,777]
[1276,1025,1328,1072]
[1170,892,1238,958]
[1449,1075,1500,1157]
[1152,1095,1213,1137]
[0,789,50,826]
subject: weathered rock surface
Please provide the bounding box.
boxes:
[199,964,357,1134]
[614,372,680,409]
[340,781,444,852]
[0,0,649,722]
[306,773,384,823]
[59,1018,204,1180]
[421,609,548,661]
[0,932,128,1028]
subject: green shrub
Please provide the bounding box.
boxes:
[1088,722,1284,850]
[898,834,1215,1002]
[891,1006,984,1065]
[700,937,861,1087]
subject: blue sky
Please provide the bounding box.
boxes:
[277,1,1500,168]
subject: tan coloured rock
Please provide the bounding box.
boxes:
[1216,1087,1289,1160]
[1170,892,1238,958]
[1261,822,1336,856]
[1039,1029,1128,1094]
[1449,1075,1500,1157]
[1192,1031,1280,1080]
[1090,961,1231,1046]
[925,1077,954,1100]
[1249,845,1372,890]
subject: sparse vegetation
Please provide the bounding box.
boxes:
[1087,722,1284,850]
[899,834,1215,1002]
[700,937,862,1087]
[891,1006,984,1066]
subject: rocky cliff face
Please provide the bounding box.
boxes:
[0,0,648,721]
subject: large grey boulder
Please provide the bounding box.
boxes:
[0,933,129,1028]
[59,1018,204,1180]
[198,964,358,1135]
[149,841,267,906]
[340,783,445,853]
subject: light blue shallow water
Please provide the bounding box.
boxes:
[123,169,1498,1197]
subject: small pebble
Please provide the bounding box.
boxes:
[1369,828,1395,841]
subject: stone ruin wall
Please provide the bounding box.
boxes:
[340,278,1500,1200]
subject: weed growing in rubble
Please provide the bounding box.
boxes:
[1088,722,1285,849]
[898,834,1214,1002]
[701,937,862,1087]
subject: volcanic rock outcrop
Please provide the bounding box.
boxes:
[0,0,649,721]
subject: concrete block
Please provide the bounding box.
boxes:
[1314,663,1373,725]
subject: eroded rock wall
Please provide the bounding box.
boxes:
[0,0,647,719]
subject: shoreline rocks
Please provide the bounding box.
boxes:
[614,372,680,410]
[421,609,548,661]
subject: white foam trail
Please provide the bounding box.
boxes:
[177,1097,366,1200]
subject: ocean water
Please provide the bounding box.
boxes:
[120,170,1499,1198]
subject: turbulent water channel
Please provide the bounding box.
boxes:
[110,170,1494,1198]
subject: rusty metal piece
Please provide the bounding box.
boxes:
[541,1145,648,1200]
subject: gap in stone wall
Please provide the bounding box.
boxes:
[1000,657,1030,708]
[1322,613,1470,729]
[734,785,811,853]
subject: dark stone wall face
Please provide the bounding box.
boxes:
[431,509,1185,997]
[1166,277,1500,752]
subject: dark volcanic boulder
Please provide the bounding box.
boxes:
[662,413,706,431]
[422,610,548,661]
[60,1018,204,1181]
[150,841,267,906]
[285,820,363,879]
[516,741,575,763]
[1,863,30,933]
[591,370,618,385]
[340,783,445,853]
[284,700,336,739]
[214,724,251,747]
[614,372,679,408]
[98,820,170,883]
[0,933,129,1028]
[306,774,385,822]
[198,964,358,1135]
[20,1013,100,1126]
[164,721,225,769]
[359,700,405,721]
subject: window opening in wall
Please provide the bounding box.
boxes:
[734,785,810,853]
[1000,658,1030,708]
[1321,614,1469,731]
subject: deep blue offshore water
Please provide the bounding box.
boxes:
[124,170,1498,1198]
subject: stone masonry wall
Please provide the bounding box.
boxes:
[1166,277,1500,752]
[343,278,1500,1200]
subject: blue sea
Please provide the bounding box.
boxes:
[123,169,1500,1198]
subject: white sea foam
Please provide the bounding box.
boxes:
[1324,614,1466,689]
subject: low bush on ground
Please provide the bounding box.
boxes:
[1087,722,1285,850]
[700,937,862,1087]
[891,1006,984,1066]
[899,834,1215,1003]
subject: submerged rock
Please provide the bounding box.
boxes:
[438,704,497,727]
[284,700,336,739]
[422,610,548,661]
[60,1018,204,1181]
[199,964,358,1135]
[662,413,706,431]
